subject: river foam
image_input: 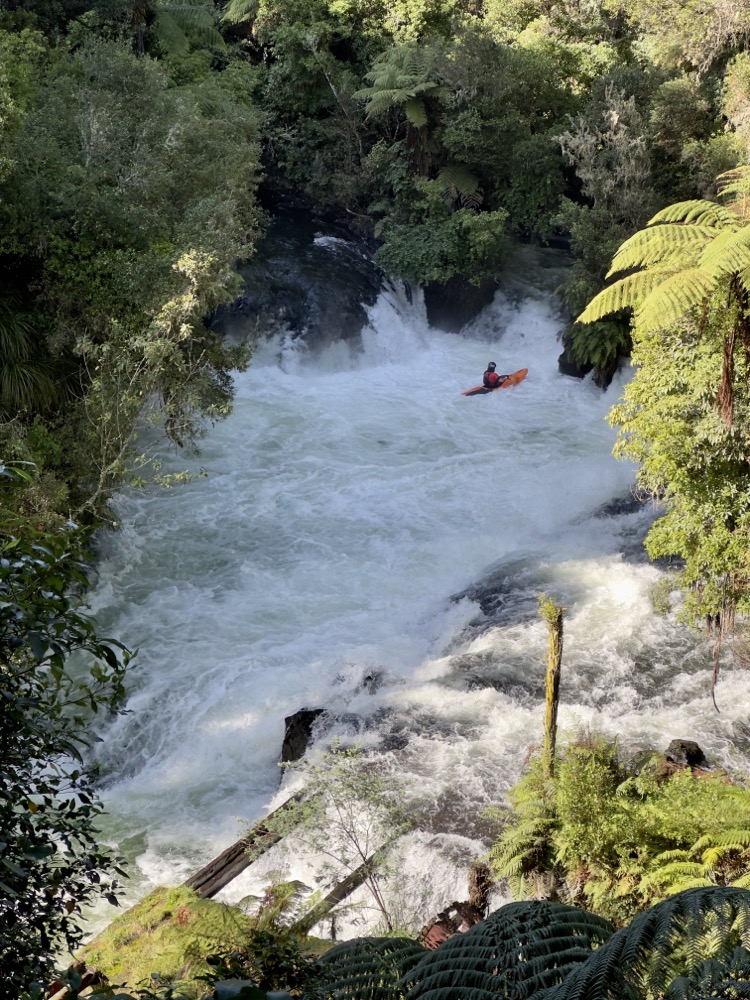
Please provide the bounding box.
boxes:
[87,258,750,937]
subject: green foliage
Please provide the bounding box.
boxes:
[577,171,750,638]
[545,887,750,1000]
[316,937,426,999]
[376,188,509,285]
[79,884,260,995]
[272,742,412,933]
[353,43,446,126]
[0,297,58,417]
[199,881,328,995]
[622,0,750,73]
[402,901,614,1000]
[490,735,750,924]
[0,35,263,522]
[151,0,226,57]
[0,530,131,996]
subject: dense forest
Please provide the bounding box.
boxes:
[4,0,750,995]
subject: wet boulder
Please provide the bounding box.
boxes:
[664,739,708,769]
[281,708,329,763]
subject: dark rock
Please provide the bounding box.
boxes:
[593,492,646,518]
[557,346,592,380]
[362,670,384,694]
[211,210,383,349]
[424,275,499,331]
[664,739,708,769]
[281,708,328,764]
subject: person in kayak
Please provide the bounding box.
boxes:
[483,362,507,389]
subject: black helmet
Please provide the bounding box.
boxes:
[487,361,496,370]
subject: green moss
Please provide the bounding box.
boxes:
[79,886,254,995]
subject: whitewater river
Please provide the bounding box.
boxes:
[88,237,750,937]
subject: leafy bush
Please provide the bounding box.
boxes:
[489,734,750,924]
[0,530,131,997]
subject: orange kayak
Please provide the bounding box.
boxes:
[462,368,528,396]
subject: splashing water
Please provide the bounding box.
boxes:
[87,264,750,937]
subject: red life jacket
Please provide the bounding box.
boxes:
[484,370,501,387]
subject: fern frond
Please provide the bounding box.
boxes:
[221,0,257,24]
[700,227,750,278]
[717,166,750,204]
[546,887,750,1000]
[436,163,479,199]
[648,200,740,230]
[577,270,670,323]
[403,97,427,128]
[317,937,426,999]
[656,850,694,864]
[692,832,750,854]
[635,268,717,333]
[608,224,717,275]
[402,902,613,1000]
[153,9,190,53]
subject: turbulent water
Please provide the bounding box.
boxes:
[88,236,750,937]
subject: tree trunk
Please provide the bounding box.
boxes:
[539,595,564,779]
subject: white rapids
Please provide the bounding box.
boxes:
[87,260,750,936]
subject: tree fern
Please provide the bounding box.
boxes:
[577,270,673,324]
[664,946,750,999]
[436,164,479,198]
[635,268,719,333]
[642,831,750,896]
[401,902,614,1000]
[153,0,226,55]
[648,200,740,230]
[700,227,750,278]
[608,224,717,275]
[353,45,446,126]
[577,177,750,354]
[221,0,257,25]
[315,936,427,999]
[543,887,750,1000]
[716,166,750,219]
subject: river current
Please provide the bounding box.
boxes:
[88,237,750,937]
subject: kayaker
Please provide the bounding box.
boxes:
[482,362,506,389]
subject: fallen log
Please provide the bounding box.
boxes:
[184,793,304,899]
[290,855,376,935]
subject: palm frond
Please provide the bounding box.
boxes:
[0,298,35,361]
[608,224,717,275]
[0,359,57,414]
[635,268,717,333]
